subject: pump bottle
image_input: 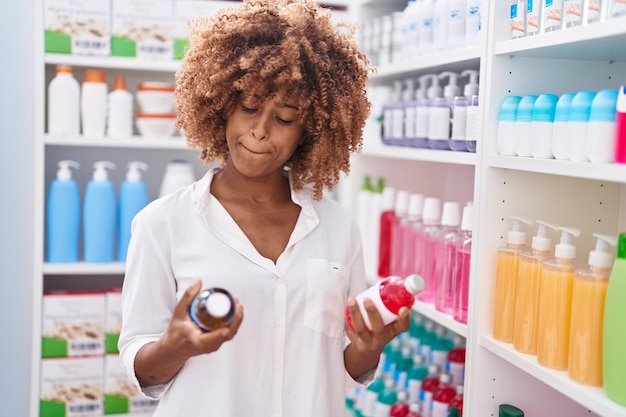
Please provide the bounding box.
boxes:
[345,274,425,331]
[83,161,117,262]
[449,69,479,152]
[106,74,133,138]
[415,74,438,148]
[492,216,532,342]
[428,72,460,150]
[569,234,616,386]
[513,220,558,354]
[47,65,80,136]
[402,78,419,146]
[46,160,81,263]
[536,226,580,370]
[189,287,236,332]
[118,161,149,261]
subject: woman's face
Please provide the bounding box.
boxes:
[224,88,305,179]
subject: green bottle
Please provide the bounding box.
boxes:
[603,232,626,406]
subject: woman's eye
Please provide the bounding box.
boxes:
[241,105,257,113]
[276,117,294,125]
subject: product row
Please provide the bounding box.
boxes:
[358,0,484,68]
[509,0,626,39]
[373,69,480,152]
[492,217,626,407]
[346,311,467,417]
[48,65,179,139]
[46,159,196,263]
[497,87,626,163]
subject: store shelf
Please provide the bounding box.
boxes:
[360,143,477,166]
[45,53,181,72]
[43,262,126,275]
[486,155,626,184]
[495,16,626,61]
[412,301,468,338]
[481,336,626,417]
[45,134,190,150]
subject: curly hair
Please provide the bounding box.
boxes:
[174,0,372,200]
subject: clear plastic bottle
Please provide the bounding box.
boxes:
[83,161,116,262]
[378,187,397,278]
[117,161,149,261]
[400,193,425,278]
[46,160,81,262]
[106,74,133,138]
[189,287,236,332]
[452,205,473,324]
[81,68,108,138]
[434,202,461,314]
[391,190,411,277]
[536,226,580,370]
[47,65,80,136]
[415,197,442,304]
[346,274,425,331]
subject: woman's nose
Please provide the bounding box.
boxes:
[250,115,269,141]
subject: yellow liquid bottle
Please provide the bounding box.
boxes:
[513,220,558,355]
[493,216,532,343]
[536,227,580,370]
[569,234,616,386]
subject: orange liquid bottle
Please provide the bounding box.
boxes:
[513,220,558,355]
[536,227,580,370]
[492,216,532,343]
[569,234,616,386]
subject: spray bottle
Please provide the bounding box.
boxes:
[492,216,533,342]
[513,220,559,354]
[118,161,149,261]
[569,234,616,386]
[83,161,116,262]
[46,160,81,263]
[536,226,580,370]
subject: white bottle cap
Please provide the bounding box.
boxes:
[440,71,461,99]
[126,161,149,181]
[407,193,424,220]
[532,220,559,251]
[205,292,232,318]
[554,226,581,259]
[57,160,80,180]
[441,201,461,227]
[460,205,473,231]
[439,372,452,384]
[588,233,618,268]
[381,187,397,211]
[426,74,442,99]
[395,190,410,216]
[461,69,480,97]
[404,274,425,295]
[92,161,116,181]
[508,216,533,245]
[422,197,441,224]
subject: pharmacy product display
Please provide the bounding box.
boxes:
[46,160,81,263]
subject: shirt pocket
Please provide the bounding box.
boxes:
[303,258,349,339]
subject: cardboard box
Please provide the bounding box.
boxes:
[104,354,158,415]
[104,289,122,354]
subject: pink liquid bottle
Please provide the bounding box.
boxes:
[399,193,425,278]
[406,402,424,417]
[448,386,464,416]
[390,390,411,417]
[415,197,442,304]
[615,85,626,163]
[390,190,411,277]
[419,363,441,417]
[378,187,397,278]
[431,373,456,417]
[434,202,462,314]
[446,336,466,387]
[346,274,425,331]
[452,205,473,324]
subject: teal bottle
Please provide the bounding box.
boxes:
[118,161,149,261]
[83,161,116,262]
[46,160,80,262]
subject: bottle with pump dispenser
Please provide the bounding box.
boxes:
[83,161,116,263]
[189,287,236,332]
[603,232,626,404]
[414,74,437,148]
[536,226,580,370]
[48,65,80,136]
[382,80,405,146]
[453,204,473,324]
[429,72,460,150]
[106,74,133,138]
[415,197,442,304]
[492,216,532,343]
[402,78,419,146]
[81,69,108,138]
[46,160,81,263]
[345,274,425,331]
[569,234,616,386]
[117,161,149,262]
[449,69,479,152]
[513,220,558,354]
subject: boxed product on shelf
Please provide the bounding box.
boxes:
[40,356,104,417]
[174,1,235,60]
[104,354,159,415]
[104,289,122,354]
[111,0,174,60]
[44,0,111,55]
[42,291,105,358]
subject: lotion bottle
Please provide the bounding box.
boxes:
[46,160,81,263]
[569,234,616,386]
[429,72,460,150]
[117,161,149,261]
[536,226,580,370]
[47,65,80,136]
[492,216,533,342]
[83,161,116,262]
[106,74,133,138]
[81,69,108,138]
[513,220,559,354]
[415,74,438,148]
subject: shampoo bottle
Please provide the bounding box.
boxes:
[346,274,425,331]
[83,161,116,262]
[47,65,80,136]
[513,220,558,354]
[603,232,626,403]
[46,160,81,263]
[492,216,533,343]
[117,161,149,261]
[569,234,616,386]
[415,74,438,149]
[106,74,133,138]
[536,226,580,370]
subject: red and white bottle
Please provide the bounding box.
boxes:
[431,373,456,417]
[346,274,425,331]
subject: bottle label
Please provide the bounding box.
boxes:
[355,284,397,330]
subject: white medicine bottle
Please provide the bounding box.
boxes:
[48,65,80,136]
[107,74,133,138]
[81,69,108,138]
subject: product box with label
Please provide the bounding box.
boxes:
[173,1,236,60]
[104,289,122,354]
[44,0,111,56]
[40,356,104,417]
[104,354,159,415]
[42,291,105,358]
[111,0,175,60]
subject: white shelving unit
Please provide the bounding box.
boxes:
[349,1,626,416]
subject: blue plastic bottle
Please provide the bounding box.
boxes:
[83,161,116,262]
[118,161,149,261]
[46,160,81,262]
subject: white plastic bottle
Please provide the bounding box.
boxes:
[48,65,80,136]
[568,91,596,162]
[415,74,438,148]
[434,0,450,51]
[81,69,108,138]
[159,159,196,197]
[497,96,522,156]
[530,93,559,159]
[46,160,81,263]
[515,95,539,157]
[118,161,149,261]
[106,74,133,138]
[402,0,421,60]
[448,0,467,49]
[83,161,117,263]
[465,0,482,45]
[419,0,436,53]
[587,89,618,163]
[551,93,576,160]
[429,72,460,150]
